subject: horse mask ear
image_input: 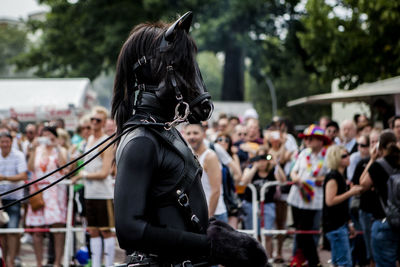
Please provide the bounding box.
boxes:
[160,11,193,52]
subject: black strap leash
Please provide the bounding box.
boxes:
[0,122,166,211]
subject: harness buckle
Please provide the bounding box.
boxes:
[177,190,189,208]
[182,260,193,267]
[138,56,147,66]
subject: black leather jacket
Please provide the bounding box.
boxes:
[114,116,210,263]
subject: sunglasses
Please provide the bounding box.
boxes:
[82,126,91,130]
[238,132,247,137]
[341,153,350,159]
[217,137,230,143]
[357,143,369,148]
[90,117,102,123]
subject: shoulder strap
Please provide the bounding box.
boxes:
[147,127,202,194]
[375,158,394,211]
[147,127,204,233]
[377,158,394,176]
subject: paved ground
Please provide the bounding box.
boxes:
[16,232,331,267]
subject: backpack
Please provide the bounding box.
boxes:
[376,158,400,231]
[209,143,241,216]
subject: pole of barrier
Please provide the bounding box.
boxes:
[63,181,75,267]
[259,181,280,249]
[237,184,258,240]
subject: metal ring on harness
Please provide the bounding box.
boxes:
[165,102,190,130]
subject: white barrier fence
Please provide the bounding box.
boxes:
[0,180,342,266]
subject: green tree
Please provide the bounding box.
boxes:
[0,23,29,77]
[197,51,223,100]
[194,0,286,101]
[15,0,211,80]
[298,0,400,89]
[247,0,331,126]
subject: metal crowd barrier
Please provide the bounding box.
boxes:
[0,180,85,267]
[236,183,258,240]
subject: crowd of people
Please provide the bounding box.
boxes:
[180,110,399,267]
[0,105,399,267]
[0,106,117,267]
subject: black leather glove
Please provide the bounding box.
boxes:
[207,218,269,267]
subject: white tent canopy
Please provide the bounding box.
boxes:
[287,76,400,107]
[0,78,92,110]
[0,78,96,130]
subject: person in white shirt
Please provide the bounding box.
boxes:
[0,131,28,267]
[287,124,331,267]
[183,124,228,222]
[71,106,115,267]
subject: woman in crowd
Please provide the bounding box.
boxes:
[241,146,286,260]
[215,133,242,228]
[351,129,381,266]
[360,130,400,267]
[26,126,68,267]
[264,130,292,263]
[323,145,363,267]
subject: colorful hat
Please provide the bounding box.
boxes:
[298,124,332,145]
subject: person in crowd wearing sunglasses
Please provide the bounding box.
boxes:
[71,106,115,267]
[241,146,286,261]
[323,145,363,267]
[347,135,370,181]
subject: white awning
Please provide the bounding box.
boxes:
[0,78,92,110]
[287,76,400,107]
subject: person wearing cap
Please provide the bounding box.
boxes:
[287,124,332,267]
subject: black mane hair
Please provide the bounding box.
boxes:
[111,21,199,135]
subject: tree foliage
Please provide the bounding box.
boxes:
[15,0,211,80]
[298,0,400,89]
[0,24,29,77]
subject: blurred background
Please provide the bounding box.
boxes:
[1,0,400,129]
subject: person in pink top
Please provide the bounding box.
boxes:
[26,126,68,267]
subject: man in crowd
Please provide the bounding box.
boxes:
[217,115,229,135]
[104,118,117,136]
[71,106,115,267]
[325,120,340,144]
[0,132,28,267]
[391,115,400,145]
[339,119,358,154]
[21,124,37,157]
[183,124,227,221]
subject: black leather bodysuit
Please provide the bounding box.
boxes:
[114,110,210,263]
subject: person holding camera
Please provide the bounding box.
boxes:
[26,126,68,267]
[360,130,400,267]
[241,146,286,260]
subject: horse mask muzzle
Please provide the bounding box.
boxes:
[157,11,214,124]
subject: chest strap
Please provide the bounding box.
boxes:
[122,119,204,233]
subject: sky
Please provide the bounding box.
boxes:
[0,0,49,20]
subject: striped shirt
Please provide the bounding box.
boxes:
[0,149,28,200]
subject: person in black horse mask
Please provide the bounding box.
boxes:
[112,12,268,267]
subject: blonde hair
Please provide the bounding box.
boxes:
[57,128,71,149]
[91,106,109,120]
[326,145,346,170]
[79,114,91,126]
